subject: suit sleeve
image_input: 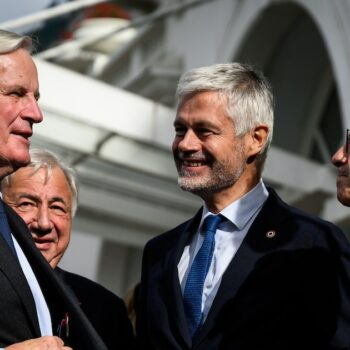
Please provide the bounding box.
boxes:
[316,224,350,349]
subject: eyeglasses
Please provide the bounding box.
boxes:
[346,129,349,157]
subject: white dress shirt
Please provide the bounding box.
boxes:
[13,236,52,336]
[178,180,269,323]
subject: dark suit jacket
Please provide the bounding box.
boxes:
[0,203,108,350]
[137,188,350,350]
[55,267,135,350]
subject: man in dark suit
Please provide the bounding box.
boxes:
[1,149,135,350]
[0,30,107,349]
[137,63,350,349]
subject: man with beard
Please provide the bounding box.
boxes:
[136,63,350,350]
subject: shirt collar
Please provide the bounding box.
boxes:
[201,179,269,231]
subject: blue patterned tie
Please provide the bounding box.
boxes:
[0,199,17,257]
[183,214,223,339]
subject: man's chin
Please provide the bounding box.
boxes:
[1,153,30,172]
[178,173,237,194]
[11,159,30,171]
[178,178,223,196]
[178,176,206,193]
[13,151,31,167]
[337,189,350,207]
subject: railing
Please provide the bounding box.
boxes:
[0,0,106,30]
[0,0,215,60]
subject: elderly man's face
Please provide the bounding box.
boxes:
[3,166,72,268]
[0,48,43,175]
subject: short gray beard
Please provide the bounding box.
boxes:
[177,156,245,196]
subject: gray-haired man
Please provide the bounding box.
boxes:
[137,63,350,349]
[0,30,106,350]
[2,149,135,350]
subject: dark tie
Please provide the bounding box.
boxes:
[183,214,223,339]
[0,199,17,257]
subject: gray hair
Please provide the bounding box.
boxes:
[1,149,78,216]
[176,63,274,168]
[0,29,33,54]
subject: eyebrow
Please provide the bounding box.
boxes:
[1,85,40,100]
[2,84,25,92]
[17,193,39,201]
[49,196,68,206]
[173,119,218,129]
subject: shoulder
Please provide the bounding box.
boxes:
[56,269,136,349]
[144,209,201,254]
[266,187,348,247]
[57,268,125,309]
[146,220,190,247]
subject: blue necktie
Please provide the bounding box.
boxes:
[0,199,17,257]
[183,214,223,339]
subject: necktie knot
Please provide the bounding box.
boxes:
[202,214,223,234]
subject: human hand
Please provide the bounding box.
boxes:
[4,336,72,349]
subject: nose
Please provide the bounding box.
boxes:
[20,95,43,124]
[175,130,201,153]
[35,206,53,234]
[331,144,347,167]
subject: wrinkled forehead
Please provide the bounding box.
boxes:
[0,47,32,65]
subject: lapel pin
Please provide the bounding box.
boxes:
[266,230,276,238]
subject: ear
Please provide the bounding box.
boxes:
[247,124,269,158]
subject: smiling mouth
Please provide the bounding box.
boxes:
[34,238,54,250]
[183,160,207,167]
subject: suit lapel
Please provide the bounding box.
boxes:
[0,228,41,336]
[54,267,81,309]
[5,204,108,350]
[0,204,43,336]
[55,267,76,297]
[196,189,290,345]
